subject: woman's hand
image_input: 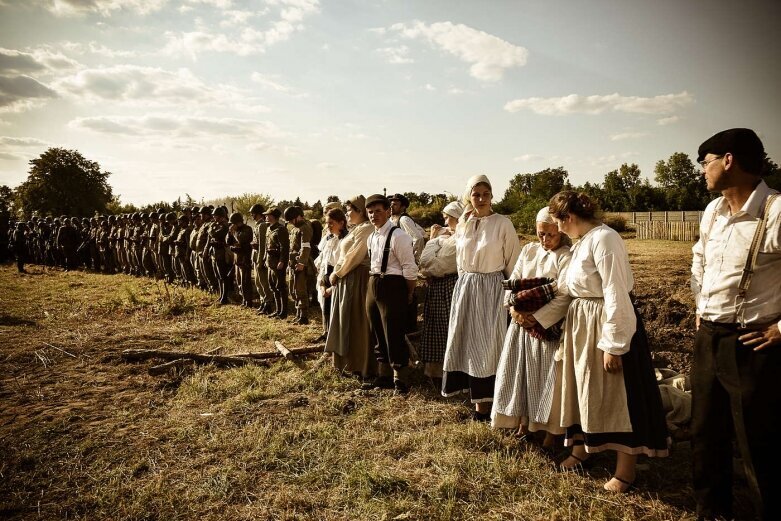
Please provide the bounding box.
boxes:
[430,224,442,240]
[329,273,338,286]
[603,352,623,373]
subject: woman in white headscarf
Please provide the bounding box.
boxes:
[491,207,572,451]
[442,175,521,421]
[418,200,464,385]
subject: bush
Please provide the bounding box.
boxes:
[408,199,447,229]
[506,197,549,234]
[602,215,627,232]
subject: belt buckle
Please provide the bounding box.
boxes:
[379,272,385,279]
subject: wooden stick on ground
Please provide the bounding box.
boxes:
[120,349,254,367]
[274,341,295,360]
[148,358,195,375]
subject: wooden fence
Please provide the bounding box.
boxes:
[605,210,704,223]
[603,210,704,241]
[635,221,700,241]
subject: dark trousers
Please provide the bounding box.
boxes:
[366,274,409,370]
[692,321,780,520]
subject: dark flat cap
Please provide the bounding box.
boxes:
[698,128,765,175]
[388,193,409,207]
[365,194,390,208]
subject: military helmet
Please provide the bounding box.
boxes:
[200,206,213,215]
[229,212,244,224]
[150,212,159,220]
[108,215,116,223]
[82,218,89,225]
[140,212,148,220]
[212,206,228,218]
[71,216,80,225]
[283,206,303,221]
[156,207,165,215]
[166,212,177,222]
[249,203,265,215]
[192,206,201,214]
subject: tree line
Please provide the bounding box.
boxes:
[2,148,779,234]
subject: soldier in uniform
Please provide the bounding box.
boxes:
[174,214,196,285]
[209,206,231,304]
[228,212,254,307]
[197,206,218,293]
[264,207,290,318]
[57,216,80,271]
[249,204,273,314]
[158,212,177,283]
[189,208,204,289]
[12,221,28,273]
[284,206,314,325]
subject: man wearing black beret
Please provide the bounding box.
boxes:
[690,128,780,520]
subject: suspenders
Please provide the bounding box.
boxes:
[369,226,399,278]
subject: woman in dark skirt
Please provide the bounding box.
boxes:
[549,191,669,493]
[419,201,463,385]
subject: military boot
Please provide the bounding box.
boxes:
[274,296,288,319]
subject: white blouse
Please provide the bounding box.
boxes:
[315,233,343,284]
[419,234,457,278]
[507,241,572,329]
[564,224,636,355]
[454,213,520,277]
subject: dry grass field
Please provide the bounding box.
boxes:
[0,239,752,520]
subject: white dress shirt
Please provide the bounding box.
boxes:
[315,233,343,282]
[692,180,781,326]
[367,219,418,280]
[565,224,636,356]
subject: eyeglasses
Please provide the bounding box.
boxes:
[699,155,723,168]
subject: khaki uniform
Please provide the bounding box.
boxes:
[252,220,272,310]
[230,223,254,306]
[265,222,289,315]
[288,220,313,318]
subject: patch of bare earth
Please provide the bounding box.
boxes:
[0,241,751,519]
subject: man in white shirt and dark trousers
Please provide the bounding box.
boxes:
[390,193,425,334]
[691,128,780,521]
[363,194,418,394]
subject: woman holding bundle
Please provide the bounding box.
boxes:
[442,175,521,420]
[550,191,668,492]
[325,196,377,379]
[492,207,572,453]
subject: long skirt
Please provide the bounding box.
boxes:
[561,297,669,457]
[492,323,565,434]
[420,274,458,363]
[325,264,377,378]
[442,271,505,401]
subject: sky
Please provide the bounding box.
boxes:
[0,0,779,207]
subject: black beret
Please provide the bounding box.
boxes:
[697,128,765,175]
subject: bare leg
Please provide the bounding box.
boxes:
[604,452,637,492]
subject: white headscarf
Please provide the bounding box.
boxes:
[442,201,464,219]
[461,174,492,221]
[535,206,555,224]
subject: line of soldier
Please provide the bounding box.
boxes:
[5,195,426,328]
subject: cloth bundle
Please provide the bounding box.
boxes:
[503,276,562,341]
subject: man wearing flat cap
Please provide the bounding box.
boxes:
[362,194,418,394]
[690,128,780,521]
[389,193,426,262]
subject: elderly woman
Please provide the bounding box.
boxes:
[313,208,348,342]
[419,200,464,385]
[442,175,521,420]
[324,195,377,379]
[550,191,668,493]
[491,207,572,451]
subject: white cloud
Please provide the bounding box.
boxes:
[0,47,80,74]
[163,0,319,58]
[376,45,413,65]
[0,75,58,113]
[0,136,50,147]
[54,65,269,111]
[250,72,308,98]
[187,0,232,8]
[387,21,528,82]
[504,91,693,115]
[40,0,167,17]
[657,115,680,126]
[513,154,543,162]
[317,162,338,170]
[424,83,435,92]
[69,114,287,140]
[610,132,648,141]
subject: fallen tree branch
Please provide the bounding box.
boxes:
[43,342,77,358]
[120,349,255,367]
[148,358,195,375]
[275,341,294,360]
[231,344,324,360]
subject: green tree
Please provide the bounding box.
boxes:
[498,167,569,214]
[204,193,275,217]
[602,163,643,211]
[763,154,781,191]
[654,152,710,210]
[0,184,14,215]
[16,148,114,217]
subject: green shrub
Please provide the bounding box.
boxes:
[602,215,627,232]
